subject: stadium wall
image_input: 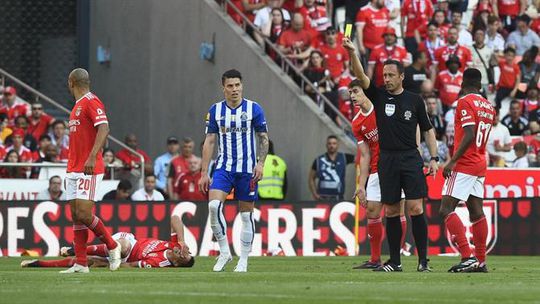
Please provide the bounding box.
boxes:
[88,0,356,201]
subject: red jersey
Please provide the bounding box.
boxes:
[116,148,151,169]
[277,28,313,52]
[438,23,450,40]
[531,18,540,35]
[497,0,520,16]
[355,4,390,49]
[319,44,349,79]
[351,106,380,173]
[435,70,463,107]
[28,114,54,141]
[128,238,177,268]
[168,155,192,181]
[369,44,410,87]
[67,92,108,174]
[0,145,6,160]
[401,0,433,38]
[6,145,33,162]
[0,102,29,126]
[433,44,472,72]
[453,94,495,176]
[298,5,330,32]
[175,171,207,201]
[418,38,445,68]
[497,59,520,89]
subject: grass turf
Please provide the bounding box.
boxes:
[1,256,539,304]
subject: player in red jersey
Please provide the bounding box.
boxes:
[60,68,121,274]
[344,38,409,269]
[439,68,495,273]
[21,215,194,269]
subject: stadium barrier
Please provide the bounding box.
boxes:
[0,198,538,257]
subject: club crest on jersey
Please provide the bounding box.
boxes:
[75,106,82,117]
[241,112,248,121]
[404,110,412,120]
[385,104,395,116]
[446,200,498,254]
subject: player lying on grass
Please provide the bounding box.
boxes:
[21,215,194,269]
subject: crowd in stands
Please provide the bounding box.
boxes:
[222,0,540,168]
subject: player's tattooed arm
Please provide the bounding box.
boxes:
[257,132,269,165]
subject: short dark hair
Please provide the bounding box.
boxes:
[180,256,195,268]
[327,135,338,141]
[222,69,242,85]
[510,99,521,108]
[517,14,531,24]
[52,120,66,128]
[0,113,7,122]
[427,21,438,28]
[39,134,52,142]
[513,141,527,152]
[412,51,426,63]
[49,175,61,183]
[383,59,404,74]
[451,10,463,17]
[487,15,499,25]
[117,179,132,191]
[15,115,28,123]
[348,79,364,89]
[462,68,482,90]
[145,174,156,180]
[504,47,516,55]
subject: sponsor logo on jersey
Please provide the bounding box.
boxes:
[385,104,395,116]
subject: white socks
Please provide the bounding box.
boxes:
[209,200,230,256]
[240,211,255,262]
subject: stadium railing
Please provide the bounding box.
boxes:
[0,67,145,187]
[0,162,124,180]
[218,0,354,139]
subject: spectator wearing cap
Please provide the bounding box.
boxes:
[512,141,530,167]
[167,137,198,196]
[154,136,180,191]
[319,27,350,84]
[495,47,521,108]
[469,28,497,93]
[506,15,540,56]
[6,128,33,163]
[435,55,463,111]
[48,120,69,150]
[355,0,390,62]
[432,26,472,82]
[487,108,513,166]
[367,27,410,88]
[492,0,526,33]
[102,179,133,200]
[131,174,165,201]
[36,176,66,200]
[404,51,429,94]
[502,100,530,135]
[0,86,29,127]
[401,0,434,55]
[451,11,473,46]
[486,16,506,55]
[28,102,55,141]
[277,13,314,67]
[0,113,12,145]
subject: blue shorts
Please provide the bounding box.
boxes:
[210,169,258,201]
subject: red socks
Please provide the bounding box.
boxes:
[367,217,383,263]
[445,212,472,259]
[87,244,108,257]
[38,258,75,268]
[88,215,117,250]
[472,216,488,264]
[400,216,407,247]
[73,224,89,266]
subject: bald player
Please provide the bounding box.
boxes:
[60,68,121,274]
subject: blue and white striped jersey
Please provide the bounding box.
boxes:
[205,98,268,174]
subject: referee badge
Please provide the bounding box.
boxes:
[385,104,395,117]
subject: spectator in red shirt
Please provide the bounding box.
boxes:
[0,150,25,178]
[277,13,314,67]
[167,137,197,196]
[240,0,267,23]
[5,116,38,152]
[368,27,411,88]
[432,9,451,40]
[435,55,464,110]
[0,86,29,127]
[0,143,6,161]
[175,157,207,201]
[116,133,153,177]
[401,0,434,54]
[492,0,525,32]
[319,27,349,83]
[49,120,69,150]
[355,0,390,60]
[31,142,63,179]
[298,0,331,33]
[495,47,521,109]
[432,26,472,81]
[28,102,55,142]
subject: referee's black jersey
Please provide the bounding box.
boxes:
[365,84,433,151]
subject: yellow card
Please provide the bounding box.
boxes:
[344,24,353,38]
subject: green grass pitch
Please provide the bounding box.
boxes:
[1,256,539,304]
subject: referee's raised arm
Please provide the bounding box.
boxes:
[342,37,370,89]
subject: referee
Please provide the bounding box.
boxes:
[344,38,439,272]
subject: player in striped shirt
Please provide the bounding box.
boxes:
[199,69,269,273]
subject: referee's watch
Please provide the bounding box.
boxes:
[430,156,440,162]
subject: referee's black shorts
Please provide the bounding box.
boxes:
[378,149,427,204]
